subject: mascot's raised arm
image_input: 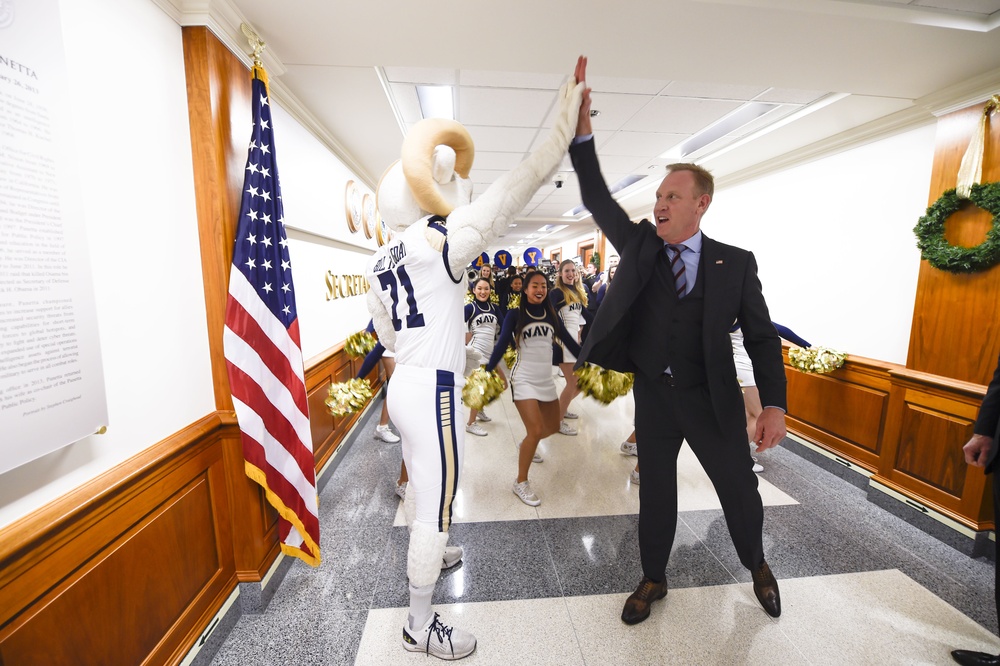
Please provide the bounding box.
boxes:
[367,76,584,353]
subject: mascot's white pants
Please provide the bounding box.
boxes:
[387,364,465,588]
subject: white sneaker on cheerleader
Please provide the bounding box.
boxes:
[402,612,477,660]
[512,480,541,506]
[630,468,640,485]
[752,457,764,473]
[395,481,406,500]
[620,440,638,456]
[375,424,400,443]
[442,545,463,569]
[563,411,579,419]
[465,423,487,437]
[475,410,491,422]
[559,421,577,436]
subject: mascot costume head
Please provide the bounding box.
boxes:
[376,119,476,232]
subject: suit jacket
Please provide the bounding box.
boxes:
[976,352,1000,472]
[570,137,786,432]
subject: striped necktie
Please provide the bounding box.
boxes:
[667,244,687,297]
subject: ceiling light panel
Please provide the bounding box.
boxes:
[416,85,455,120]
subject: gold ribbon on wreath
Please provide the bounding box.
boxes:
[956,94,1000,199]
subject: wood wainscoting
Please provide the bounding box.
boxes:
[0,345,378,665]
[784,348,993,532]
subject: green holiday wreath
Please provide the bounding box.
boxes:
[913,182,1000,273]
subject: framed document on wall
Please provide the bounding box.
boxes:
[344,180,362,233]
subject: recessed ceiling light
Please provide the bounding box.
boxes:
[416,85,455,120]
[508,223,518,228]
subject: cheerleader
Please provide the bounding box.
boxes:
[486,271,581,506]
[464,279,505,435]
[549,260,591,435]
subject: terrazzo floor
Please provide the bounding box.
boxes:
[210,376,1000,665]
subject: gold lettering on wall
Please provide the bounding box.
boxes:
[325,272,371,301]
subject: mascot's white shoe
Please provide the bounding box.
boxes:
[402,612,477,661]
[442,545,463,569]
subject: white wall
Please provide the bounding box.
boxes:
[707,124,937,364]
[0,0,215,528]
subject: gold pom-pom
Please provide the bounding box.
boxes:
[490,292,500,305]
[507,293,521,310]
[464,292,475,304]
[502,345,518,370]
[345,330,376,358]
[326,378,373,417]
[788,346,847,374]
[462,368,505,410]
[574,363,634,404]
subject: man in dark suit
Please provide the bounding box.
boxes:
[569,57,786,624]
[952,353,1000,665]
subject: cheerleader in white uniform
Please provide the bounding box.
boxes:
[549,260,591,434]
[464,278,504,435]
[486,271,581,506]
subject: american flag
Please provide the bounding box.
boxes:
[223,67,320,566]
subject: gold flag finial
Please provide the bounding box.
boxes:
[240,23,266,68]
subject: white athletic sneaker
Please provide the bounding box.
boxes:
[402,612,477,660]
[375,424,400,443]
[620,440,638,456]
[563,411,579,419]
[475,410,491,422]
[558,421,577,436]
[512,480,541,506]
[465,423,487,437]
[395,481,407,500]
[518,443,543,463]
[752,457,764,473]
[442,545,463,569]
[630,468,640,485]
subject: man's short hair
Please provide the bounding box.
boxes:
[666,163,714,198]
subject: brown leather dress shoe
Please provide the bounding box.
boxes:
[752,559,781,617]
[952,650,1000,665]
[621,576,668,625]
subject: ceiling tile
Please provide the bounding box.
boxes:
[469,169,507,184]
[472,151,529,170]
[552,92,652,132]
[459,87,556,127]
[911,0,1000,14]
[754,88,829,105]
[600,131,688,157]
[623,97,742,134]
[384,66,457,85]
[662,81,769,101]
[466,126,539,153]
[459,69,565,89]
[594,154,649,174]
[587,75,671,95]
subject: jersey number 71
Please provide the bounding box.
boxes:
[377,266,425,331]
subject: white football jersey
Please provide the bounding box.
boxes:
[366,216,466,375]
